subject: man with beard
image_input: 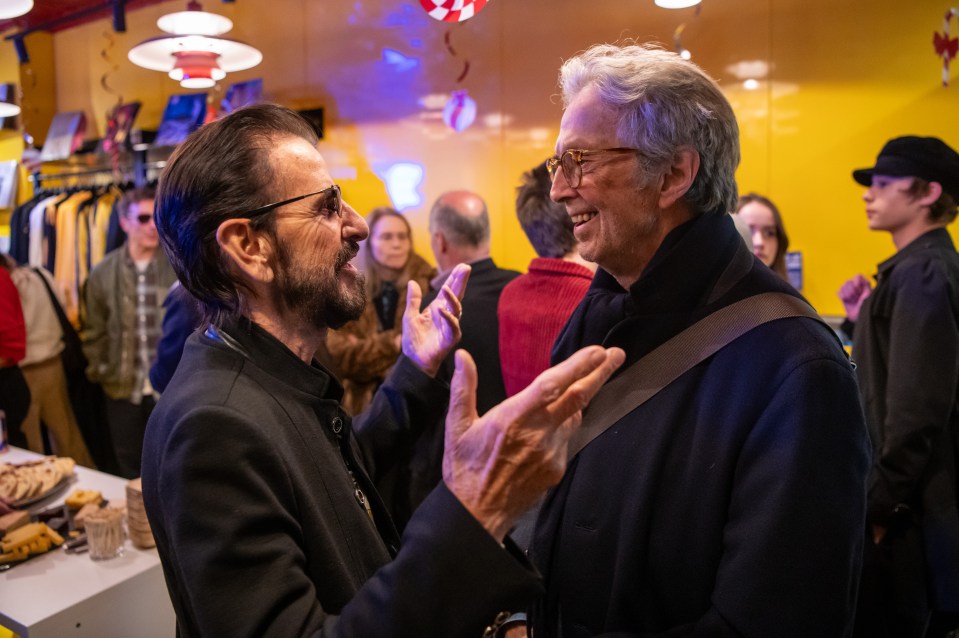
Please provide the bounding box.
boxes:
[141,104,623,638]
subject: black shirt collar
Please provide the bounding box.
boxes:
[208,315,344,402]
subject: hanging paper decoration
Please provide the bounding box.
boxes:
[443,90,476,132]
[420,3,484,131]
[438,25,476,131]
[99,29,125,172]
[444,29,470,83]
[419,0,490,23]
[934,9,959,86]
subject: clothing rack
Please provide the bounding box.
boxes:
[29,160,166,195]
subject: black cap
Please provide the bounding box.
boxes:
[852,135,959,201]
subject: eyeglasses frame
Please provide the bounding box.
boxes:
[546,148,640,188]
[235,184,342,221]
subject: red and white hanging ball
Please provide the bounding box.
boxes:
[420,0,490,23]
[443,90,477,132]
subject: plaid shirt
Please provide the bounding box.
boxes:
[131,258,162,404]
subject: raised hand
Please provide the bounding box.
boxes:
[443,345,626,541]
[401,263,471,377]
[837,274,873,322]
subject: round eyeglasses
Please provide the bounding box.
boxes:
[546,148,639,189]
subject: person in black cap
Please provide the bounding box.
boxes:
[838,135,959,638]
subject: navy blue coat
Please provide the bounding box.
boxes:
[531,211,871,637]
[149,282,202,393]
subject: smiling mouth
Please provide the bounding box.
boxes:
[571,211,597,226]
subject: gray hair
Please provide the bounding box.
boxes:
[558,43,740,213]
[429,197,490,247]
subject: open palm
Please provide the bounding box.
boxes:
[401,263,470,377]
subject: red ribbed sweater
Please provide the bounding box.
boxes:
[497,257,593,397]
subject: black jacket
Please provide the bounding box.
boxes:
[142,316,541,637]
[853,227,959,611]
[532,211,871,637]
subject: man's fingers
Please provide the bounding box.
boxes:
[443,263,471,300]
[439,307,463,342]
[506,346,623,419]
[543,348,625,423]
[406,279,423,315]
[446,350,479,439]
[437,285,463,320]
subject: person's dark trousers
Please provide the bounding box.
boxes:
[855,524,931,638]
[0,366,31,448]
[104,395,156,479]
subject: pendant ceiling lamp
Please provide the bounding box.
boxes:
[128,1,262,90]
[0,0,33,20]
[654,0,701,7]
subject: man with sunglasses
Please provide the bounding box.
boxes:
[141,103,624,638]
[81,185,176,478]
[499,44,871,638]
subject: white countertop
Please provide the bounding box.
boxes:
[0,447,176,637]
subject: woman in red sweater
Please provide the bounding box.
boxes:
[0,254,29,450]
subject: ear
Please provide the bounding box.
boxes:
[658,147,700,210]
[918,181,944,208]
[215,219,276,284]
[432,230,447,255]
[118,214,131,234]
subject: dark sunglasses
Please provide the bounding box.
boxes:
[133,213,154,225]
[236,184,342,220]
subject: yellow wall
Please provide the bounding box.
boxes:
[1,0,957,314]
[0,29,21,237]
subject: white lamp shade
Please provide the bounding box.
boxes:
[178,76,216,89]
[0,102,21,118]
[0,0,33,20]
[654,0,702,7]
[128,35,262,73]
[157,10,233,36]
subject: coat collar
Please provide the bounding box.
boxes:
[627,210,744,316]
[876,227,955,281]
[207,315,344,402]
[431,256,498,290]
[552,210,748,364]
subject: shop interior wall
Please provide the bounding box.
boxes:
[0,41,16,236]
[2,0,957,315]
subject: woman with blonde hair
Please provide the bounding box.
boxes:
[326,207,435,415]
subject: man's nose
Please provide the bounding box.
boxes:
[550,169,574,203]
[341,202,369,241]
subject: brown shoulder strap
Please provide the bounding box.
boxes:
[567,292,826,460]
